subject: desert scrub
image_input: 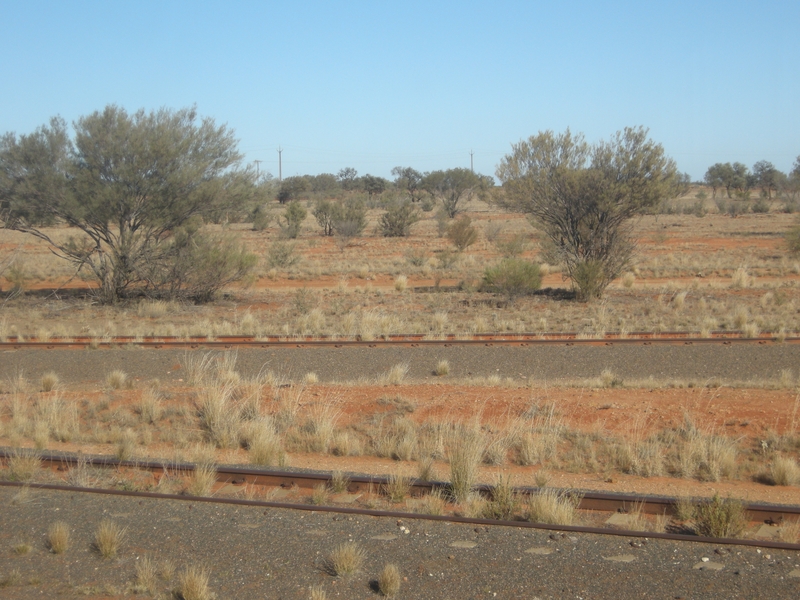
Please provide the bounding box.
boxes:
[447,426,484,503]
[105,370,129,390]
[377,563,402,597]
[383,473,412,503]
[326,541,365,577]
[134,555,158,595]
[47,521,70,554]
[482,475,519,520]
[483,258,542,300]
[7,450,41,482]
[382,363,409,385]
[177,565,213,600]
[434,359,450,376]
[527,488,583,525]
[770,455,800,486]
[693,494,746,538]
[187,464,217,497]
[94,519,125,558]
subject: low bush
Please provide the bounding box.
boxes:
[482,259,542,300]
[379,202,420,237]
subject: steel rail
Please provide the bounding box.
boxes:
[0,331,798,349]
[3,450,798,539]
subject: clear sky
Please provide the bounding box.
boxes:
[1,0,798,181]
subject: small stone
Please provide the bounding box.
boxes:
[449,541,478,549]
[603,554,636,563]
[693,561,724,571]
[701,557,709,562]
[448,555,455,560]
[525,547,554,555]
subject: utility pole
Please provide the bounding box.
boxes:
[470,150,474,173]
[277,147,282,182]
[253,160,262,179]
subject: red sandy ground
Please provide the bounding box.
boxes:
[6,383,798,505]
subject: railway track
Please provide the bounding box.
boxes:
[3,450,799,551]
[1,330,798,349]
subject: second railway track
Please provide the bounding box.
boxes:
[3,450,799,552]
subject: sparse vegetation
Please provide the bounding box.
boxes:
[377,563,402,597]
[47,521,70,554]
[94,519,125,559]
[177,565,213,600]
[693,494,746,538]
[326,542,365,577]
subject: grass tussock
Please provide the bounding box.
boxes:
[94,519,125,559]
[105,370,129,390]
[176,565,213,600]
[527,488,583,525]
[326,542,365,577]
[134,555,158,595]
[7,450,41,482]
[770,455,800,486]
[693,494,746,538]
[377,563,402,597]
[383,473,412,503]
[187,464,217,497]
[447,425,484,503]
[47,521,70,554]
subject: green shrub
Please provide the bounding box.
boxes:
[752,199,770,213]
[786,218,800,254]
[482,259,542,300]
[278,201,307,239]
[266,241,299,269]
[379,202,420,237]
[694,494,746,538]
[446,216,479,251]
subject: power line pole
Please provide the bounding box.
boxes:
[277,147,282,182]
[470,150,474,173]
[253,160,262,179]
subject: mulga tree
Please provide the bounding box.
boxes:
[0,105,259,303]
[495,127,677,300]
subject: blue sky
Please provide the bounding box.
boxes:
[1,1,798,181]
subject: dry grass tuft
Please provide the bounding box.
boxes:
[40,371,59,392]
[94,519,125,559]
[394,274,408,292]
[383,363,409,386]
[47,521,70,554]
[770,455,800,486]
[105,370,129,390]
[330,470,350,493]
[187,464,217,497]
[383,473,412,503]
[13,542,32,555]
[416,488,447,515]
[136,389,162,424]
[134,555,158,595]
[7,450,41,482]
[434,359,450,376]
[326,542,365,577]
[176,565,213,600]
[527,488,583,525]
[447,426,484,503]
[377,563,402,597]
[311,483,330,506]
[309,585,328,600]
